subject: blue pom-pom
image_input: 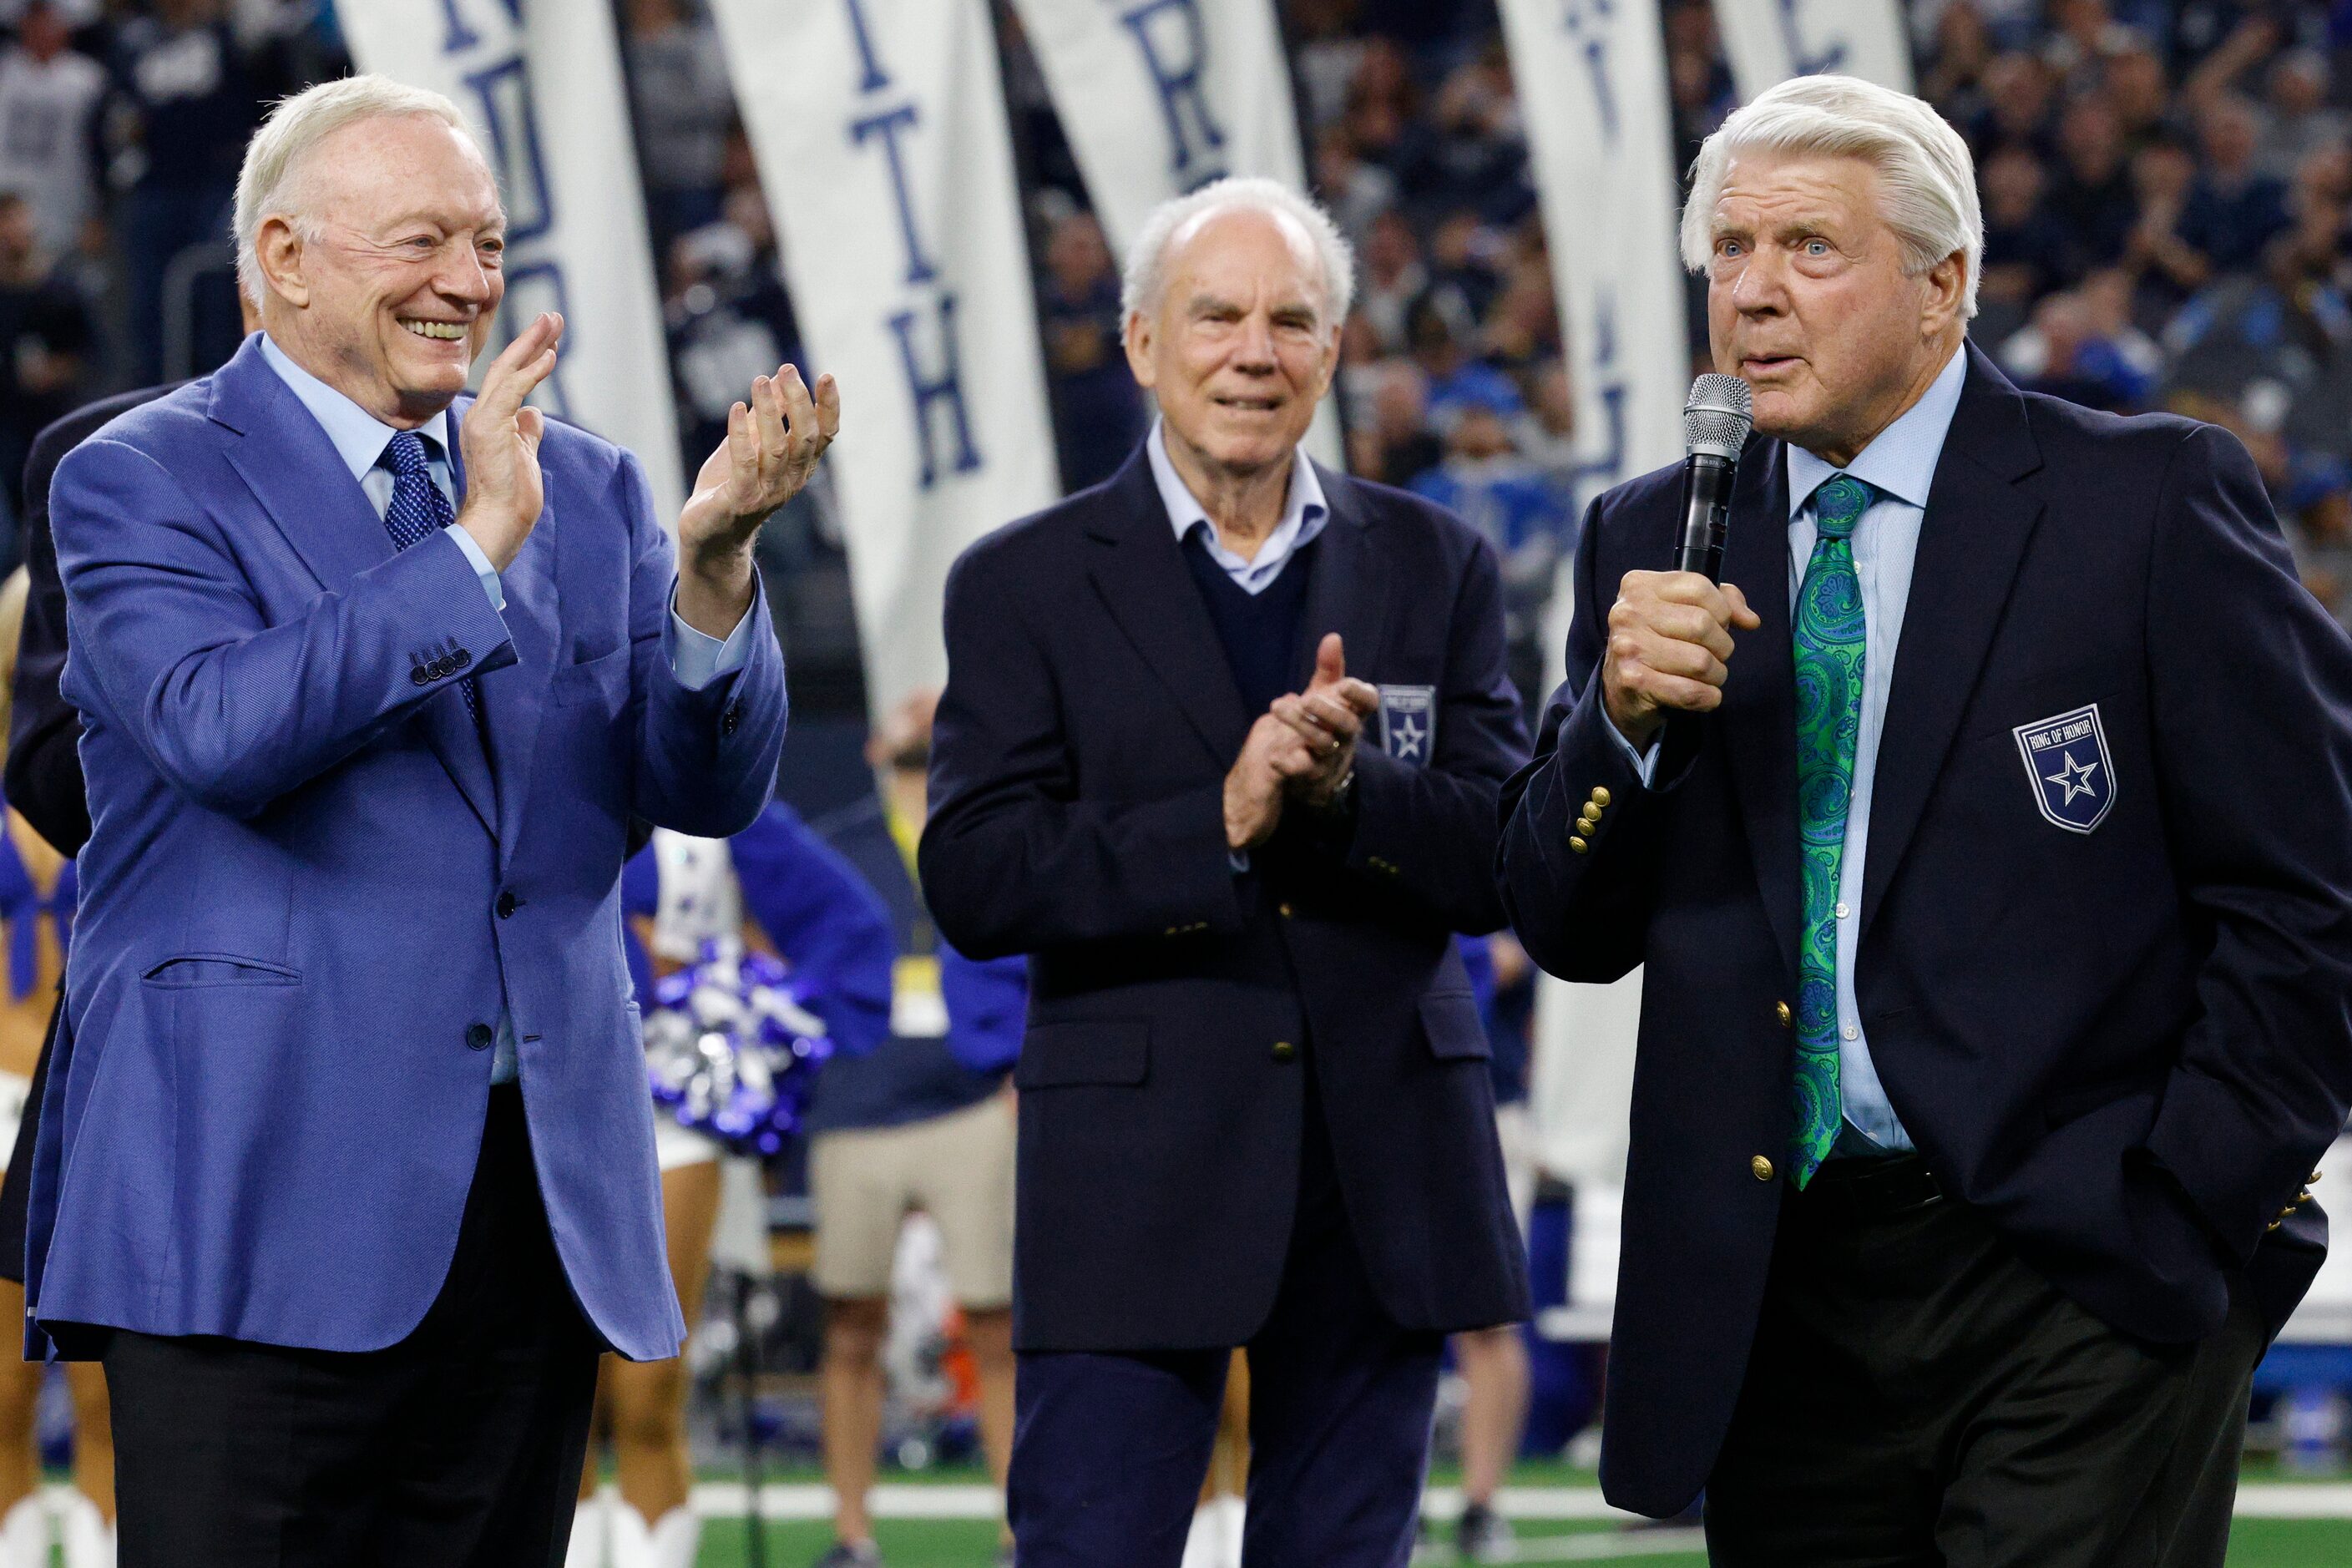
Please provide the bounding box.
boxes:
[643,937,835,1156]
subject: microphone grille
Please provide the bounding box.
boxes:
[1684,373,1754,460]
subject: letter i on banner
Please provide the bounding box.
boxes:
[1495,0,1689,511]
[708,0,1060,718]
[1714,0,1914,101]
[1005,0,1340,468]
[336,0,686,515]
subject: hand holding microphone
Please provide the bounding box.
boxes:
[1601,375,1762,751]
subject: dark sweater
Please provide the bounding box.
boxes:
[1178,525,1318,715]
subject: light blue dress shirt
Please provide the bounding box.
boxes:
[258,333,756,1082]
[1146,417,1328,594]
[1612,345,1968,1156]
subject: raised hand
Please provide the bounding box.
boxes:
[675,363,841,637]
[1269,634,1379,807]
[454,311,562,572]
[1601,570,1762,751]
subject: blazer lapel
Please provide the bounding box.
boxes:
[1292,466,1388,692]
[1084,448,1253,766]
[214,340,498,835]
[1859,345,2046,937]
[1716,436,1803,986]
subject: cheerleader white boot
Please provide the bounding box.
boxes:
[609,1502,701,1568]
[0,1493,46,1568]
[1178,1494,1244,1568]
[564,1490,610,1568]
[58,1491,113,1568]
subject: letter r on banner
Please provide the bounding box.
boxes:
[1118,0,1228,185]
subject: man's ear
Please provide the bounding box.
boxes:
[255,215,310,309]
[1122,309,1159,391]
[1921,250,1967,337]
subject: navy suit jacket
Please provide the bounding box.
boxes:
[24,334,788,1360]
[920,444,1531,1352]
[1499,345,2352,1516]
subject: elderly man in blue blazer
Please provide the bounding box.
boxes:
[1500,76,2352,1566]
[922,177,1530,1568]
[22,75,832,1568]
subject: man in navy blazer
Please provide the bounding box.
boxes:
[922,179,1529,1568]
[1500,78,2352,1565]
[23,76,833,1567]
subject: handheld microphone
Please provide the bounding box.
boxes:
[1676,374,1753,582]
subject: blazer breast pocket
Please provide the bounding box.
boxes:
[548,644,631,713]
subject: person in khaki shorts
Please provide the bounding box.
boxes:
[807,690,1026,1568]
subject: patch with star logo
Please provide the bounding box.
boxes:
[2012,702,2116,834]
[1377,685,1436,766]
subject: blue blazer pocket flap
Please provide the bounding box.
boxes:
[142,953,302,988]
[549,644,631,707]
[1419,989,1491,1061]
[1015,1020,1150,1089]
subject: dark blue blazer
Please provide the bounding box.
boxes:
[1499,344,2352,1517]
[920,443,1532,1352]
[25,335,788,1361]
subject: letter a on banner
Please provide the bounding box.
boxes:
[708,0,1060,717]
[336,0,685,513]
[1715,0,1914,101]
[1007,0,1339,467]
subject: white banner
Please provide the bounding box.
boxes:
[1006,0,1338,466]
[1715,0,1914,102]
[335,0,685,514]
[709,0,1060,718]
[1497,0,1688,511]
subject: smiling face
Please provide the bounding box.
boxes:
[1124,205,1338,480]
[255,112,506,427]
[1705,149,1965,468]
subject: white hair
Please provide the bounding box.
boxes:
[1681,74,1983,321]
[233,73,485,305]
[1120,176,1357,329]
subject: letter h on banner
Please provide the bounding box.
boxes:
[1119,0,1227,187]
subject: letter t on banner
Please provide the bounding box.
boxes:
[708,0,1060,719]
[1714,0,1914,102]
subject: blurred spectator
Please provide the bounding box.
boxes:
[1980,143,2071,316]
[2123,130,2210,311]
[1356,208,1424,353]
[2162,206,2352,458]
[667,183,802,483]
[2254,49,2347,180]
[0,3,104,261]
[1409,294,1521,434]
[1999,281,2158,411]
[2047,96,2138,281]
[1406,394,1570,582]
[0,190,89,561]
[2177,96,2292,276]
[1313,124,1398,249]
[1966,51,2058,156]
[1343,357,1439,488]
[2102,39,2172,149]
[1291,0,1368,134]
[1479,250,1559,374]
[1424,42,1530,225]
[623,0,735,254]
[106,0,260,383]
[1035,208,1144,492]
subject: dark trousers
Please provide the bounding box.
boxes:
[1706,1161,2265,1568]
[102,1085,602,1568]
[1008,1065,1446,1568]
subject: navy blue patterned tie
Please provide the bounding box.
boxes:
[380,430,478,722]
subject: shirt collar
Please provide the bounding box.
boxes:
[1146,417,1328,556]
[1785,343,1969,519]
[258,331,452,483]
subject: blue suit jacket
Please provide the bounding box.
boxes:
[24,335,787,1360]
[921,445,1531,1352]
[1499,345,2352,1516]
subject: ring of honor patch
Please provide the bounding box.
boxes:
[1377,685,1435,765]
[2012,702,2116,834]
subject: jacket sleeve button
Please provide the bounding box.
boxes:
[1751,1155,1775,1181]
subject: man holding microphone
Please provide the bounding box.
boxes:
[1500,75,2352,1565]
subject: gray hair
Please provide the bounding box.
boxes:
[1120,176,1357,330]
[234,73,485,304]
[1681,74,1982,321]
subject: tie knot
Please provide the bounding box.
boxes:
[382,430,432,479]
[1811,474,1872,540]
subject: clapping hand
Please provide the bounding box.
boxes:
[1269,635,1378,808]
[675,363,841,635]
[454,311,563,573]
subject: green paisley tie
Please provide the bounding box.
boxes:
[1790,473,1872,1187]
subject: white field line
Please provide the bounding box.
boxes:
[682,1480,2352,1523]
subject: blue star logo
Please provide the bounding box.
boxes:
[1393,716,1426,760]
